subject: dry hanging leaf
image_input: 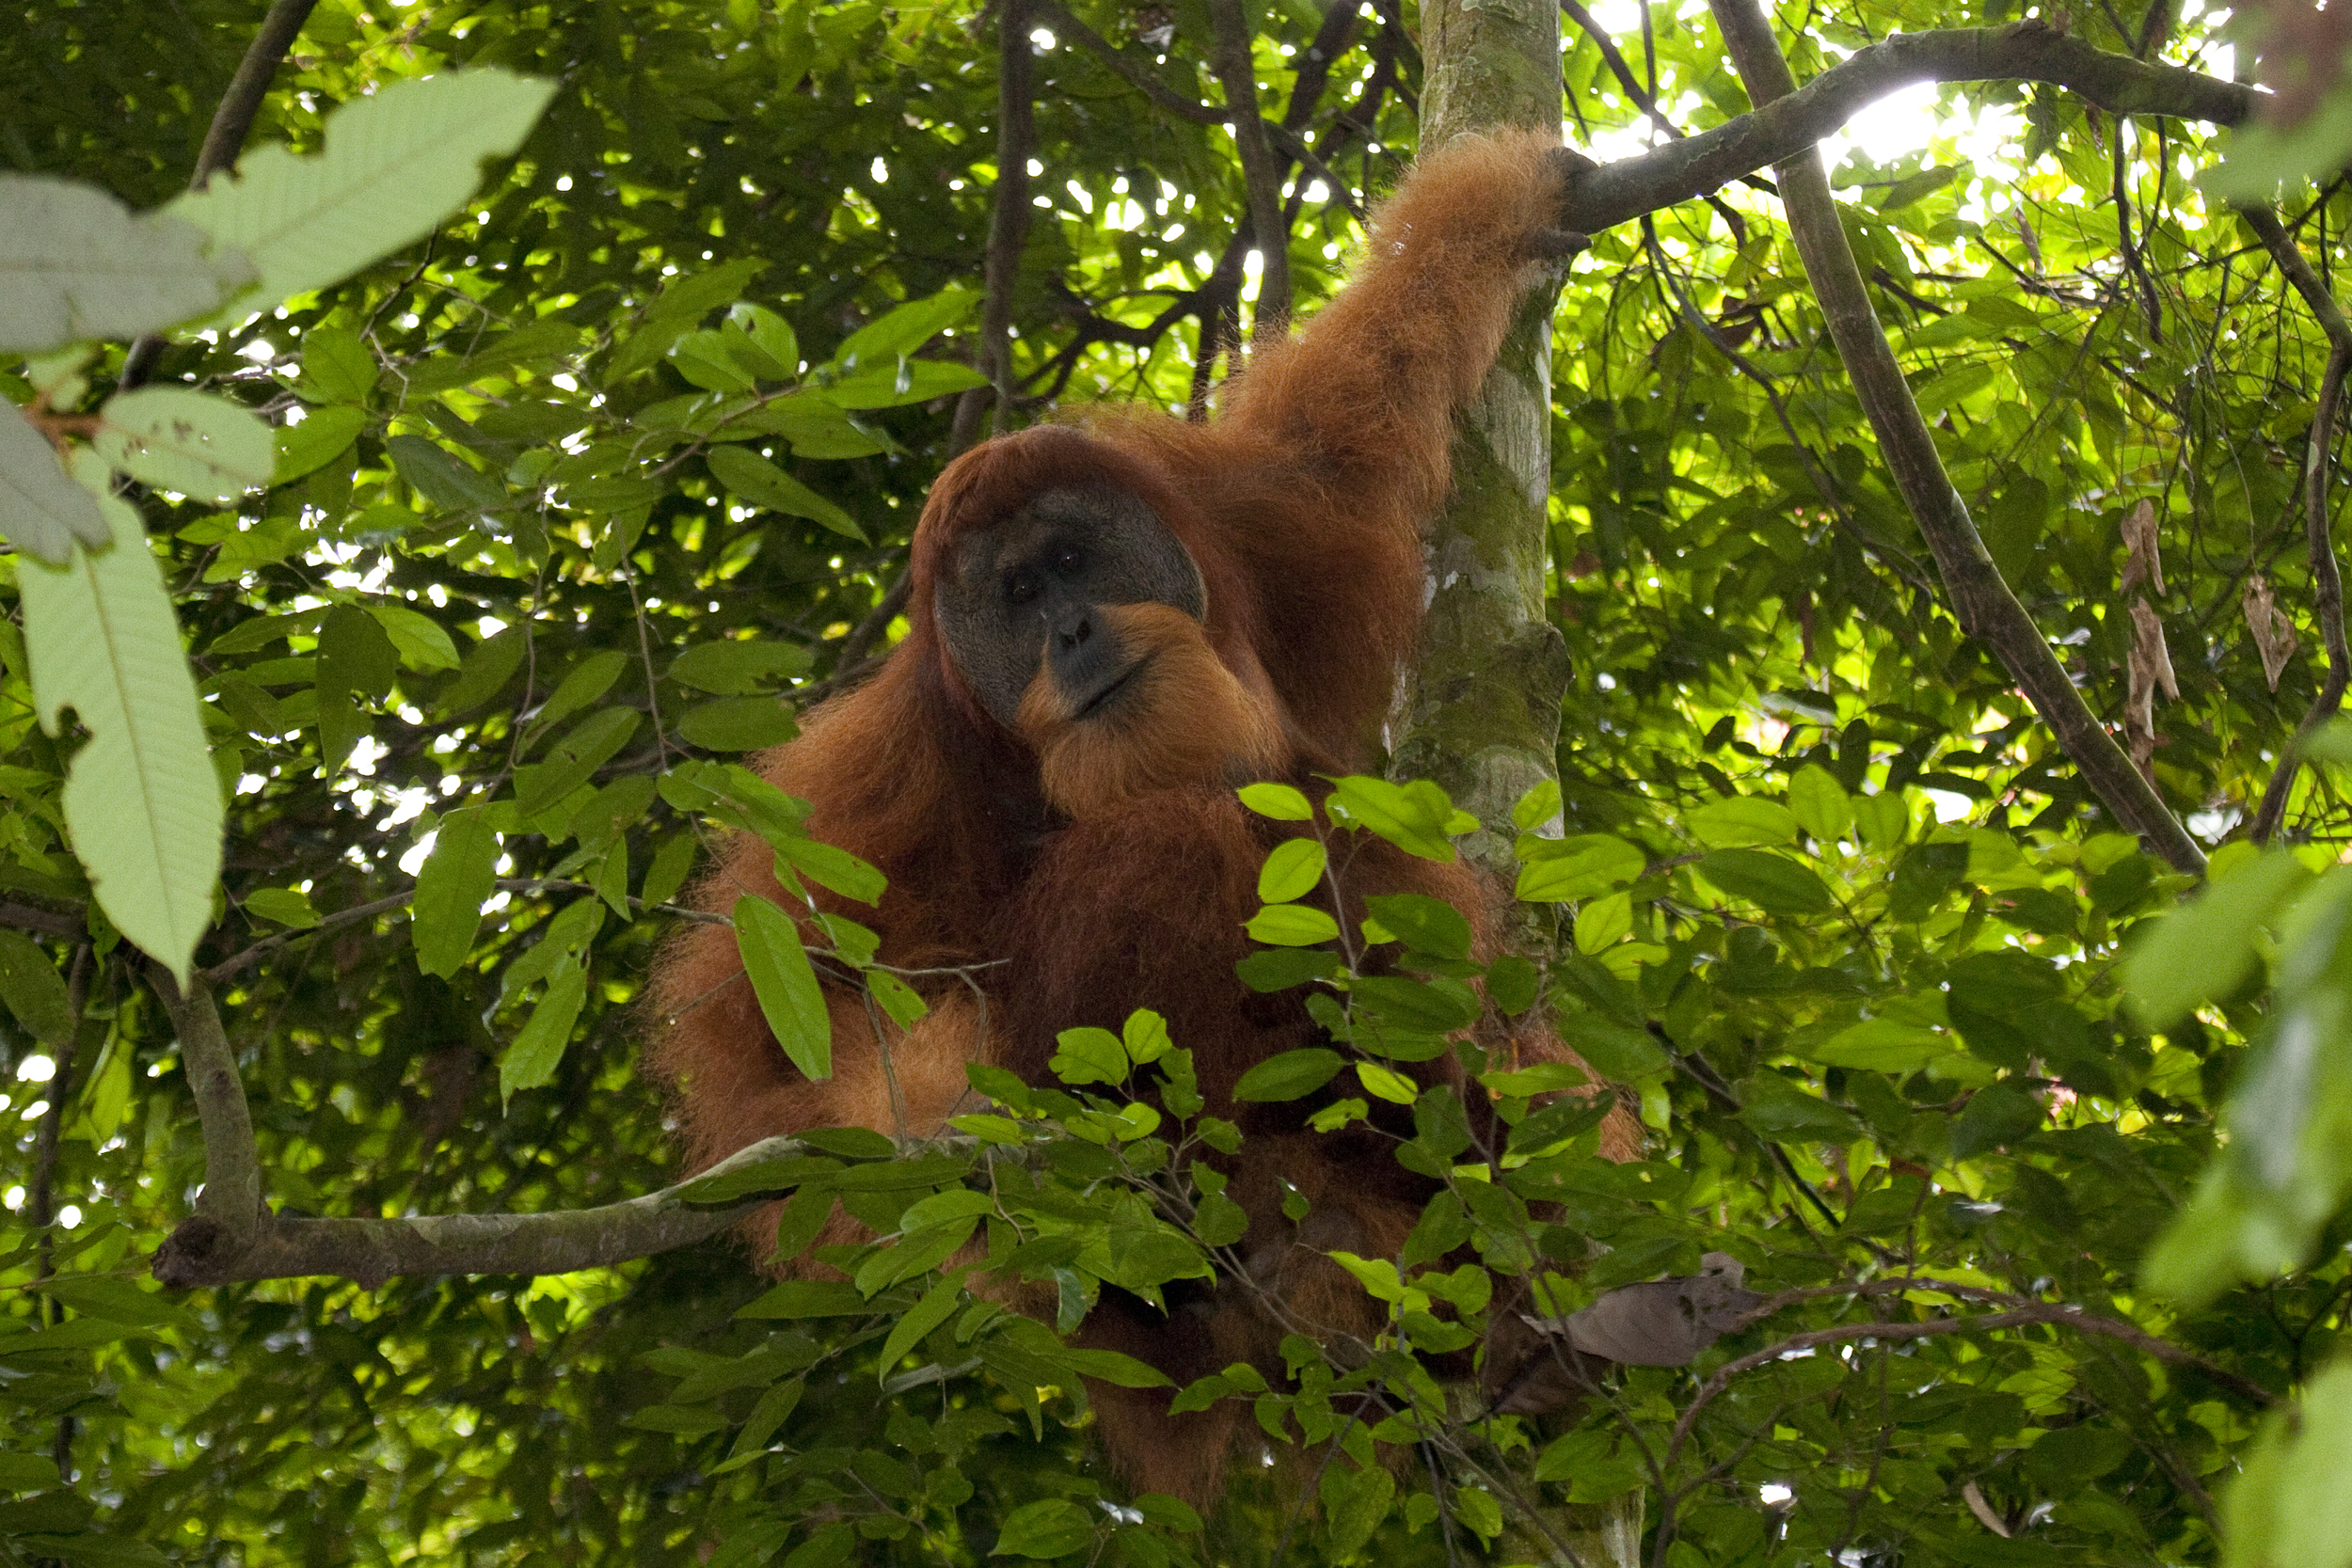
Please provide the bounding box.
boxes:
[2120,498,2165,597]
[2125,596,2178,771]
[2243,573,2299,691]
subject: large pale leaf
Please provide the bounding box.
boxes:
[0,175,254,352]
[169,71,555,313]
[0,403,110,562]
[15,481,222,983]
[92,388,274,503]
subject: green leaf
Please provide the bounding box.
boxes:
[734,895,831,1080]
[1695,848,1835,915]
[168,70,556,315]
[0,929,75,1046]
[0,175,253,352]
[516,707,642,821]
[1256,837,1327,903]
[1245,903,1340,946]
[824,357,989,409]
[243,886,320,928]
[17,484,221,984]
[501,966,585,1102]
[776,838,885,906]
[1049,1026,1127,1086]
[677,695,798,752]
[293,325,377,404]
[1788,764,1852,841]
[876,1271,972,1382]
[1807,1019,1957,1073]
[386,434,503,511]
[706,445,864,540]
[837,287,977,365]
[669,640,813,694]
[412,806,499,979]
[92,388,272,503]
[1235,948,1342,991]
[271,404,369,484]
[990,1497,1094,1559]
[1687,797,1800,847]
[0,404,110,563]
[1326,775,1462,861]
[1516,834,1645,902]
[1238,781,1313,819]
[1233,1047,1343,1102]
[1361,893,1473,959]
[2220,1360,2352,1568]
[2123,847,2311,1029]
[532,651,629,736]
[365,604,460,671]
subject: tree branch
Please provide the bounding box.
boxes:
[977,0,1037,436]
[150,1127,842,1289]
[1558,21,2251,239]
[1207,0,1292,342]
[1708,1,2206,873]
[119,0,321,390]
[151,971,264,1231]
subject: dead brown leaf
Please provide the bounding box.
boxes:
[2120,498,2164,598]
[2244,573,2300,691]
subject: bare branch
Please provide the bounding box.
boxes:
[1030,0,1223,123]
[977,0,1038,436]
[151,971,264,1231]
[1560,22,2251,239]
[150,1129,848,1290]
[119,0,321,389]
[1208,0,1292,342]
[1709,0,2206,873]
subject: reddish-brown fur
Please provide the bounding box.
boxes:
[645,130,1639,1505]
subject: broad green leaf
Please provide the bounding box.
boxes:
[169,71,556,314]
[92,388,272,502]
[1256,837,1327,903]
[1688,797,1800,847]
[1788,764,1852,841]
[734,895,831,1080]
[1807,1019,1958,1073]
[500,966,585,1102]
[836,287,977,365]
[1516,834,1645,902]
[0,928,75,1045]
[437,625,526,716]
[365,604,460,671]
[1695,848,1835,915]
[516,707,642,820]
[1327,774,1465,860]
[1233,1047,1343,1101]
[16,485,221,983]
[1575,890,1633,954]
[776,838,885,906]
[412,807,499,979]
[386,434,503,511]
[876,1270,969,1381]
[272,404,369,483]
[293,325,376,404]
[706,445,864,540]
[1049,1026,1127,1085]
[1360,892,1473,959]
[532,651,630,736]
[669,640,813,694]
[677,695,798,752]
[1245,902,1340,946]
[0,402,110,562]
[824,357,989,408]
[990,1497,1093,1560]
[2123,847,2311,1029]
[2220,1360,2352,1568]
[1357,1061,1419,1104]
[0,175,253,352]
[243,886,320,928]
[1238,781,1312,820]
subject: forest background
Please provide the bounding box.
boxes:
[8,0,2352,1562]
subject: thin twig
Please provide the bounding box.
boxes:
[119,0,321,389]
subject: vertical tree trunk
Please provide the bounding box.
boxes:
[1394,0,1573,876]
[1406,5,1644,1566]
